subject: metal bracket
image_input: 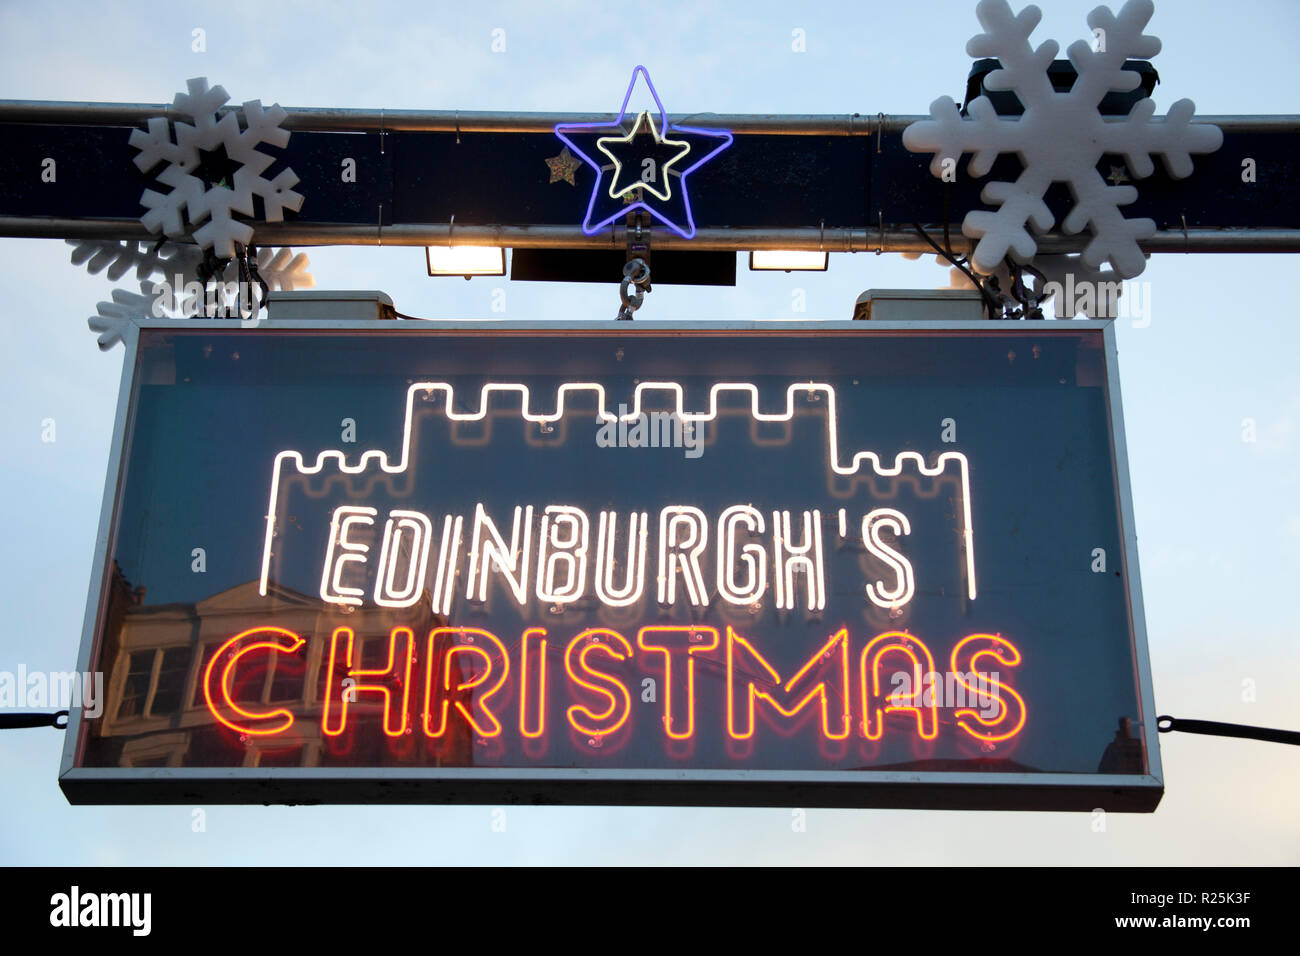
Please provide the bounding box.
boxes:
[625,201,651,292]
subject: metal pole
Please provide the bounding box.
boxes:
[7,217,1298,254]
[0,99,1292,135]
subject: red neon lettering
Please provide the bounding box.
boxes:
[950,634,1027,742]
[518,627,548,739]
[726,627,851,740]
[321,626,414,737]
[203,626,305,736]
[859,631,939,740]
[636,626,720,739]
[423,627,510,738]
[206,621,1027,750]
[564,629,634,737]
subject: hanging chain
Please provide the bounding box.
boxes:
[247,245,270,315]
[233,242,271,321]
[191,244,270,320]
[999,256,1046,320]
[617,257,651,320]
[194,248,229,318]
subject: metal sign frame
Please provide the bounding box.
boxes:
[58,318,1162,811]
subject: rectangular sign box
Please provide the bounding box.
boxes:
[60,319,1162,810]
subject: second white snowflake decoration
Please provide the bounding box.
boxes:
[903,0,1222,280]
[129,77,304,257]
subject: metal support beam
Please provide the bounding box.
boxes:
[0,98,1295,255]
[0,99,1293,135]
[3,217,1297,255]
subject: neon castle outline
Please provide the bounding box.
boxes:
[257,380,977,605]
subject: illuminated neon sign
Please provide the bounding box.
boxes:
[258,381,977,605]
[201,622,1023,745]
[554,65,733,239]
[62,322,1161,811]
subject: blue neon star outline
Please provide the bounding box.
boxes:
[553,65,733,240]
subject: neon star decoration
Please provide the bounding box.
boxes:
[596,111,691,202]
[544,146,580,185]
[554,65,733,240]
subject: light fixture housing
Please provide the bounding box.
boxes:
[748,250,829,272]
[426,246,507,279]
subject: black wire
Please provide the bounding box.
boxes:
[911,222,1001,319]
[1004,256,1044,319]
[390,308,428,321]
[2,706,1294,747]
[1158,715,1300,746]
[941,182,952,259]
[236,243,253,319]
[0,710,67,730]
[233,243,269,321]
[246,245,270,316]
[195,249,231,318]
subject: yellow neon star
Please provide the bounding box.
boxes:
[596,110,691,203]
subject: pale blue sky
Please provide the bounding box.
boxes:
[0,0,1296,864]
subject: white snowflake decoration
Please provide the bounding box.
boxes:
[67,238,187,283]
[1025,253,1133,317]
[70,238,314,334]
[128,77,304,257]
[248,247,315,292]
[902,0,1222,280]
[87,282,160,351]
[68,239,313,295]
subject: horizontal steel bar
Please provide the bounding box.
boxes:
[0,101,879,134]
[6,216,1297,254]
[0,99,1292,135]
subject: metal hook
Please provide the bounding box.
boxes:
[617,257,651,320]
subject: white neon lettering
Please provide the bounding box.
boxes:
[537,505,589,604]
[595,510,648,607]
[658,506,708,607]
[320,506,376,606]
[374,510,433,608]
[467,503,534,606]
[772,509,825,612]
[431,514,463,615]
[262,380,977,603]
[863,508,915,609]
[717,505,767,604]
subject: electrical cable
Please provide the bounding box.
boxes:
[1158,715,1300,746]
[4,706,1295,748]
[0,711,67,730]
[911,221,1001,319]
